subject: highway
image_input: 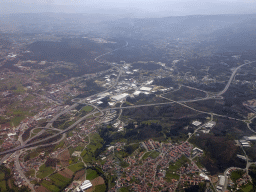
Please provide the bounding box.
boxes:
[0,41,127,163]
[14,151,35,192]
[217,61,256,96]
[1,39,256,192]
[0,89,250,156]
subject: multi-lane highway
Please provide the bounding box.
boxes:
[217,61,256,96]
[1,39,256,192]
[1,59,255,157]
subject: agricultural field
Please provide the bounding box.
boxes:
[142,150,160,160]
[68,162,85,173]
[37,164,54,179]
[80,133,104,164]
[86,169,99,180]
[165,155,190,181]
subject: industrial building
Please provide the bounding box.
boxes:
[192,121,202,126]
[140,86,152,92]
[239,140,251,147]
[219,175,225,186]
[244,136,256,141]
[111,93,129,101]
[77,180,92,191]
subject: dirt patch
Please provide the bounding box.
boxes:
[74,170,85,181]
[7,179,12,189]
[85,177,105,192]
[59,168,74,179]
[35,186,51,192]
[57,149,71,167]
[91,176,104,186]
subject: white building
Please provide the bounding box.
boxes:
[111,93,129,101]
[204,121,216,128]
[218,175,226,186]
[247,136,256,141]
[77,180,92,192]
[133,91,141,96]
[140,87,152,92]
[192,121,202,126]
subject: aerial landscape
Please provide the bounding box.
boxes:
[1,0,256,192]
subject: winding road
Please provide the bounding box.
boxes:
[217,61,256,96]
[1,40,256,192]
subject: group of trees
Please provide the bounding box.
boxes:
[190,134,245,174]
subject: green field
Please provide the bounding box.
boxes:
[25,169,35,178]
[81,133,104,163]
[165,155,190,181]
[0,180,6,191]
[241,183,254,192]
[168,155,190,172]
[165,173,180,181]
[230,170,245,183]
[81,106,94,112]
[119,187,130,192]
[142,151,160,160]
[54,140,65,150]
[86,169,99,180]
[24,150,39,161]
[94,184,106,192]
[49,173,71,190]
[0,172,5,180]
[68,162,85,173]
[41,180,60,192]
[37,164,54,179]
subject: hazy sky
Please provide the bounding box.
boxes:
[1,0,256,17]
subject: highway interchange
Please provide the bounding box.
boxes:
[1,41,256,192]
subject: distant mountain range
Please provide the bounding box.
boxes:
[1,12,256,52]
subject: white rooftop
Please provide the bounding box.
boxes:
[112,93,129,101]
[133,91,141,96]
[218,175,226,186]
[248,136,256,141]
[192,121,202,126]
[140,87,152,91]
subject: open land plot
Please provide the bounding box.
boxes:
[186,99,251,120]
[68,162,85,173]
[86,169,99,180]
[58,168,74,179]
[49,173,71,190]
[81,106,94,112]
[74,170,85,180]
[37,164,54,179]
[35,185,51,192]
[41,180,59,192]
[57,149,71,167]
[142,150,160,160]
[163,86,207,101]
[125,94,167,106]
[80,133,104,164]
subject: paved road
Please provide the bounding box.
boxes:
[218,61,256,96]
[0,41,127,158]
[14,151,35,192]
[0,89,249,156]
[223,167,244,192]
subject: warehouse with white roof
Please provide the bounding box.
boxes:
[140,87,152,91]
[77,180,92,191]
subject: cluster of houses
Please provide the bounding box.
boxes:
[111,141,195,192]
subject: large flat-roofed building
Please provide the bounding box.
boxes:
[192,121,202,126]
[140,87,152,92]
[111,93,129,101]
[218,175,226,186]
[77,180,92,191]
[248,136,256,141]
[133,91,141,96]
